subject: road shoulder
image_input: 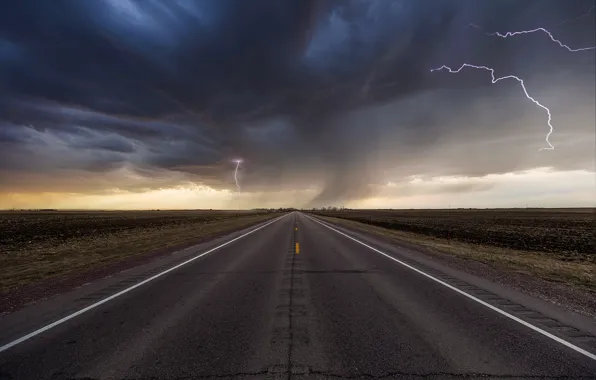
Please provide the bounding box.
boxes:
[306,214,596,339]
[0,214,281,314]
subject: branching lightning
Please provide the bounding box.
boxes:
[233,159,243,192]
[469,23,596,52]
[430,64,555,150]
[436,12,595,151]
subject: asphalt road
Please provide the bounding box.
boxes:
[1,212,595,379]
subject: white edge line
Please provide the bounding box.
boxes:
[302,213,596,361]
[0,213,289,354]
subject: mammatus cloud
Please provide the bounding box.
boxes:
[0,0,594,208]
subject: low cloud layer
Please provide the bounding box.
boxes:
[1,0,594,208]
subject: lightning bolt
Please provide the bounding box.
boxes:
[556,5,595,27]
[469,24,596,52]
[233,159,242,192]
[430,64,555,151]
[437,14,595,151]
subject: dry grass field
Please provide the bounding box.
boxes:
[311,209,595,289]
[0,210,279,295]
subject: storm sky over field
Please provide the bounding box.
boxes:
[1,0,594,209]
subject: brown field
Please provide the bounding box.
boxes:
[312,209,595,290]
[0,210,279,296]
[313,209,595,257]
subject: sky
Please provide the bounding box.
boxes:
[0,0,594,209]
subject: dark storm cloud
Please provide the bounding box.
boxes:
[0,0,594,202]
[66,131,136,154]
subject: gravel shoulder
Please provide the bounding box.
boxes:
[315,214,596,319]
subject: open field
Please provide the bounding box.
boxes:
[311,209,595,291]
[0,210,280,297]
[312,209,594,256]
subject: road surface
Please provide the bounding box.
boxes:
[1,212,595,379]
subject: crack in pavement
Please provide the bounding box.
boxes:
[59,370,594,379]
[63,369,270,379]
[285,216,299,380]
[306,369,595,379]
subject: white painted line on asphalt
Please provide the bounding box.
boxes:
[0,214,289,354]
[303,213,596,361]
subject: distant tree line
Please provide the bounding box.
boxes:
[252,208,298,212]
[309,206,347,211]
[7,209,59,212]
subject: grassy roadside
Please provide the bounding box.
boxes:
[1,212,281,294]
[313,214,596,291]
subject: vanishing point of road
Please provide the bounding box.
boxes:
[1,212,595,379]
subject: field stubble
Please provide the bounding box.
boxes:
[0,210,278,295]
[312,209,595,289]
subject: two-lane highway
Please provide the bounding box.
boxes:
[1,212,595,379]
